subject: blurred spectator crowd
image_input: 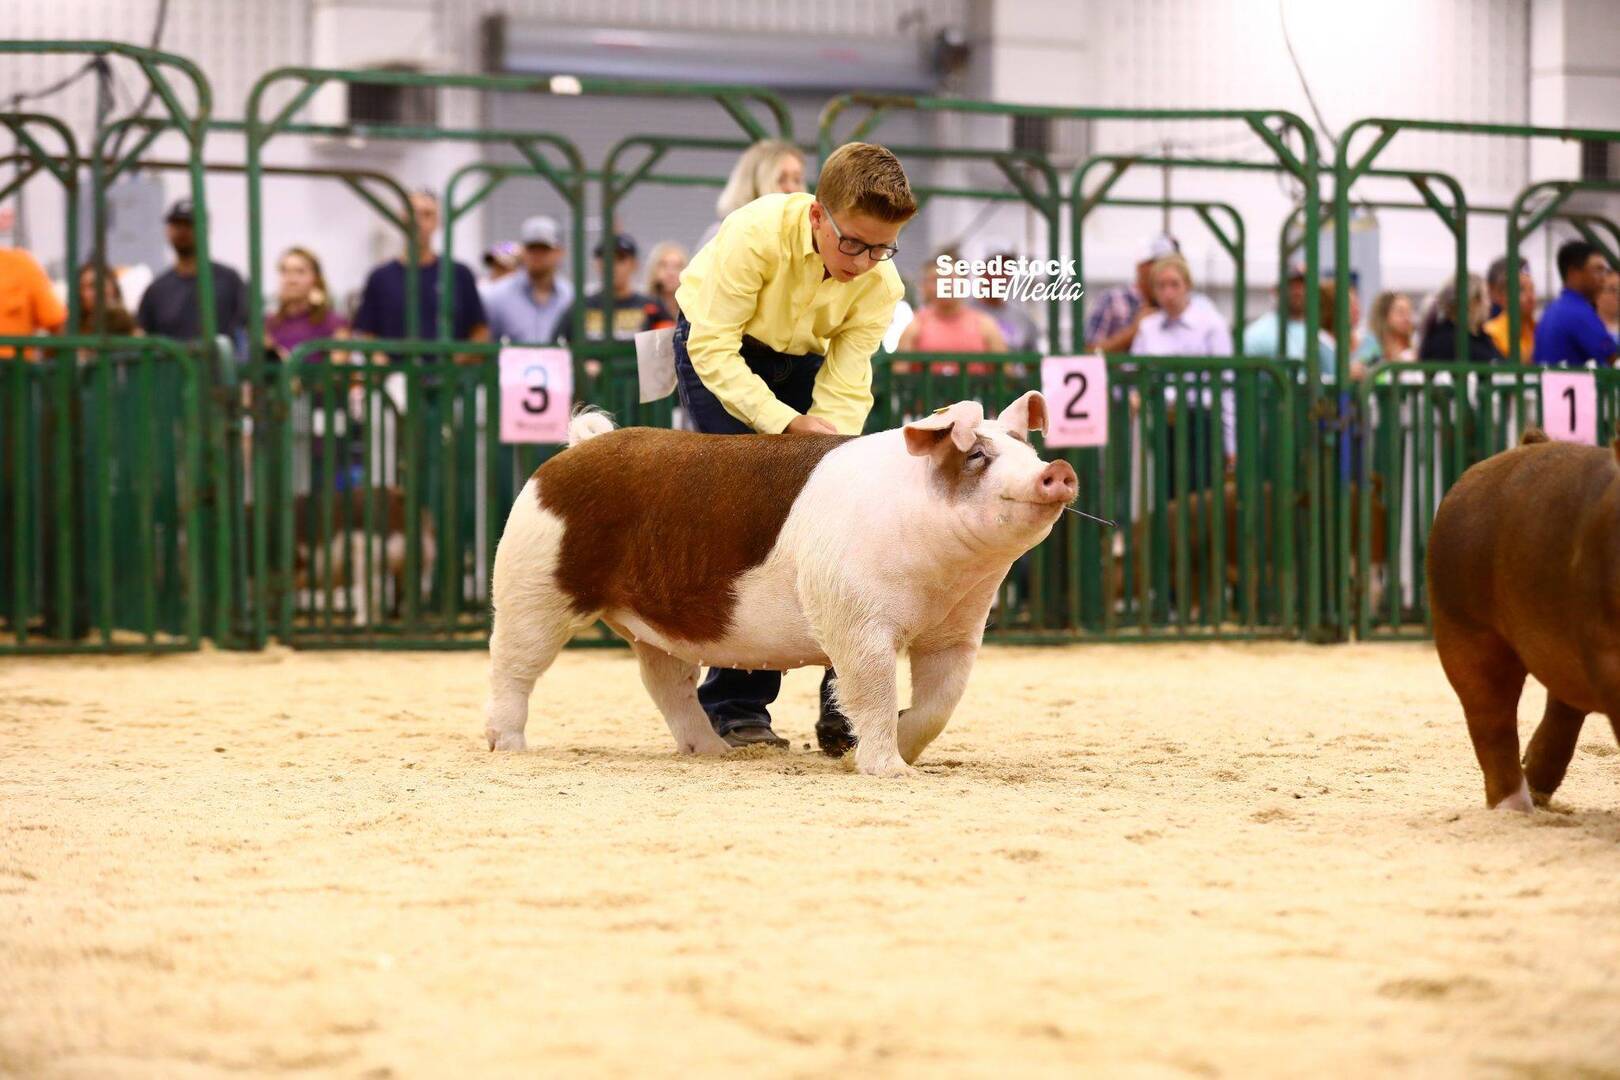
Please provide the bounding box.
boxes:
[5,136,1619,378]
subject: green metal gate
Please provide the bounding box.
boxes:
[2,336,204,653]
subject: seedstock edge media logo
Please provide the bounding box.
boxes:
[935,254,1084,303]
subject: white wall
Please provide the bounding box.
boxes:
[969,0,1587,314]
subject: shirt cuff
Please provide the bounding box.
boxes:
[751,398,800,435]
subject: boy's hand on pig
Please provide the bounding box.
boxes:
[785,415,839,436]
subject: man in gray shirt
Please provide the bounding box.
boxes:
[484,215,574,344]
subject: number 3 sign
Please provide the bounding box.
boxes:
[1040,354,1109,448]
[1541,370,1596,445]
[500,347,573,443]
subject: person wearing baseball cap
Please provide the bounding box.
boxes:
[482,241,520,280]
[1083,232,1180,354]
[1240,257,1334,377]
[135,197,249,344]
[483,214,574,345]
[558,232,671,343]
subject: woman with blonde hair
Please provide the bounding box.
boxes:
[644,241,688,322]
[696,139,806,250]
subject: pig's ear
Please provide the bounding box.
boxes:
[903,401,984,456]
[999,391,1048,436]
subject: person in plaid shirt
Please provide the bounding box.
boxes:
[1084,233,1178,353]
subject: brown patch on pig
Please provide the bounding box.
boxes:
[1520,427,1549,445]
[919,438,991,503]
[534,428,849,642]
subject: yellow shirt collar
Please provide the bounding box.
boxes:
[795,195,823,269]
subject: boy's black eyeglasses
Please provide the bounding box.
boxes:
[824,206,899,262]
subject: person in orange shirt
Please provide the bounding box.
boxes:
[2,248,69,635]
[0,247,68,359]
[1483,256,1537,364]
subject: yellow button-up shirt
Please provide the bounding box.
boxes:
[675,191,905,435]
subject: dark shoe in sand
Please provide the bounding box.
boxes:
[722,722,790,750]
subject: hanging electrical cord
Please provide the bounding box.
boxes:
[1277,0,1376,241]
[1278,0,1339,151]
[106,0,172,162]
[9,58,99,107]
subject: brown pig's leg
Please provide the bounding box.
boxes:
[1434,614,1531,811]
[1522,696,1587,805]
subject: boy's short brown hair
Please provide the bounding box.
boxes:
[816,142,917,224]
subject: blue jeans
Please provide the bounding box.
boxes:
[672,315,835,734]
[673,316,824,433]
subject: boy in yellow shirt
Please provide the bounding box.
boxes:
[673,141,916,752]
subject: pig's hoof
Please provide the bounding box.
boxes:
[487,730,527,752]
[679,732,732,756]
[1491,779,1534,813]
[857,754,919,779]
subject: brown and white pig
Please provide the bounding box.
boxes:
[1428,428,1620,811]
[483,392,1077,777]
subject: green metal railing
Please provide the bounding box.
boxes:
[254,339,502,648]
[2,335,204,654]
[1068,155,1248,346]
[14,120,438,650]
[16,41,1620,653]
[1352,363,1620,641]
[243,67,792,366]
[1505,179,1620,363]
[3,41,221,651]
[0,112,80,329]
[1332,120,1620,639]
[1334,117,1620,379]
[820,96,1323,366]
[2,42,219,345]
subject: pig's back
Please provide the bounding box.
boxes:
[1428,441,1615,632]
[531,427,852,638]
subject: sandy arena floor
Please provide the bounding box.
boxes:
[3,641,1619,1078]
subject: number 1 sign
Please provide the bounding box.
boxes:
[1040,354,1109,448]
[500,347,573,443]
[1541,370,1596,445]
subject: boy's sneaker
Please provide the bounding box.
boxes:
[720,721,790,749]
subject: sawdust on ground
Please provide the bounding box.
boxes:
[3,642,1619,1077]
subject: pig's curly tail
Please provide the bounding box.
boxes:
[568,406,617,447]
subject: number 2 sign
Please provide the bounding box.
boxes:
[500,347,573,443]
[1040,354,1109,448]
[1541,370,1596,445]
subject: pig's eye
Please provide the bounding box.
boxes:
[965,447,988,465]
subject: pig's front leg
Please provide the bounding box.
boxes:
[898,643,976,765]
[821,629,908,777]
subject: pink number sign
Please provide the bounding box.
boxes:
[500,347,573,444]
[1040,354,1109,448]
[1541,370,1596,445]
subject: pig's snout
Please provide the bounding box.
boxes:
[1037,460,1078,504]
